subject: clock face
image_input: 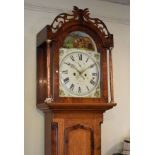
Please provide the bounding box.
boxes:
[59,49,100,97]
[59,51,100,97]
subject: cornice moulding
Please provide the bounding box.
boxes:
[24,2,129,25]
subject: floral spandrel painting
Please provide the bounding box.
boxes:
[63,31,96,51]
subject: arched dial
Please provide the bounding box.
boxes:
[59,51,100,97]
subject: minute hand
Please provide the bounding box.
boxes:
[81,63,95,74]
[69,63,81,73]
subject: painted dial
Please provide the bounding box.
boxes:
[59,51,100,96]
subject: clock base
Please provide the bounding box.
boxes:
[44,110,107,155]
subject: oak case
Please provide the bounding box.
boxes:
[36,6,116,155]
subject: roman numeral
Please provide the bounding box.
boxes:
[70,55,75,61]
[64,62,70,66]
[62,70,68,74]
[78,53,82,61]
[92,73,97,76]
[86,57,89,63]
[63,77,69,84]
[78,87,81,94]
[70,84,75,91]
[90,64,95,68]
[90,79,96,86]
[86,86,89,91]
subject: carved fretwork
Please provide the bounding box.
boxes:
[50,6,111,37]
[105,34,114,48]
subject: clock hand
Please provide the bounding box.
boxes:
[76,73,85,80]
[69,63,86,80]
[69,63,81,74]
[77,62,82,69]
[67,63,86,80]
[81,63,96,74]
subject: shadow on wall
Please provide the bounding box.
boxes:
[105,141,122,155]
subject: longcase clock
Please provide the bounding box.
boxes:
[36,6,116,155]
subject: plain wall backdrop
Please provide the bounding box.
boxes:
[24,0,130,154]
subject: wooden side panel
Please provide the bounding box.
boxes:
[37,44,47,104]
[45,113,52,155]
[64,124,94,155]
[51,123,58,155]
